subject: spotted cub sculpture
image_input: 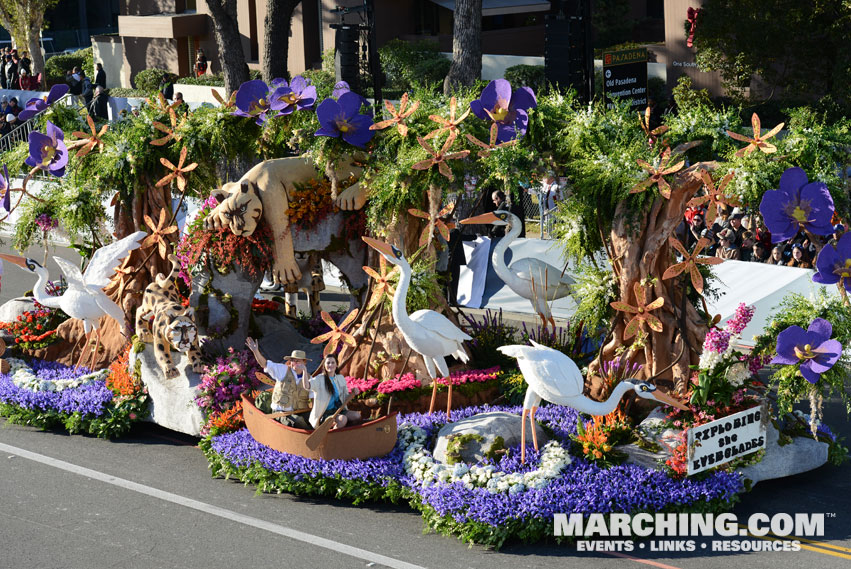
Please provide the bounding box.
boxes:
[136,255,203,379]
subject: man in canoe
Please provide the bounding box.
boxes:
[246,339,312,429]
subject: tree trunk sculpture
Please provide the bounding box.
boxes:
[595,163,716,393]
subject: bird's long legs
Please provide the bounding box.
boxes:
[428,380,439,414]
[530,405,539,451]
[86,328,103,371]
[446,383,453,419]
[520,407,528,464]
[72,331,91,370]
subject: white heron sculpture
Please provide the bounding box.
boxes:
[0,231,147,368]
[498,340,689,463]
[461,210,574,329]
[362,237,471,417]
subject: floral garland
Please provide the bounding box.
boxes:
[400,423,571,493]
[6,357,109,392]
[0,357,148,438]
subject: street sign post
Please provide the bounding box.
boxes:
[602,48,648,109]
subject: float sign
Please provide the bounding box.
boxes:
[687,405,767,475]
[602,48,648,109]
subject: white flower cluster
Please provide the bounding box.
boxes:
[697,349,723,373]
[725,362,750,388]
[7,358,109,392]
[398,424,571,494]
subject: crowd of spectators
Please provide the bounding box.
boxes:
[0,47,36,91]
[676,204,839,269]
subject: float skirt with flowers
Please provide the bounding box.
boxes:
[0,348,149,438]
[201,403,743,548]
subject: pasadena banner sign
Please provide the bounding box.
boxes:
[687,405,767,475]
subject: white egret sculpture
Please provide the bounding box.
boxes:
[362,237,471,417]
[461,210,574,329]
[498,340,689,463]
[0,231,147,368]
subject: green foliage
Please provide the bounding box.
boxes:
[378,39,450,92]
[504,65,547,94]
[462,309,518,370]
[497,369,527,406]
[0,390,148,439]
[177,74,225,86]
[591,0,635,49]
[108,87,146,98]
[752,289,851,418]
[44,47,91,83]
[133,68,170,93]
[694,0,851,109]
[570,261,617,334]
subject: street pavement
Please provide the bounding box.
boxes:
[0,242,849,568]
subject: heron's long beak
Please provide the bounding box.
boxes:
[652,389,690,411]
[362,236,395,258]
[0,253,29,269]
[460,212,499,225]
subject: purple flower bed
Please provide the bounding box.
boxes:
[204,404,744,547]
[0,358,149,439]
[0,360,113,417]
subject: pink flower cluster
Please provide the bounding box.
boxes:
[376,373,421,395]
[195,348,261,414]
[703,328,730,354]
[726,304,755,335]
[35,213,58,233]
[344,366,500,396]
[702,303,755,354]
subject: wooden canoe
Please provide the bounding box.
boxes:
[240,394,398,460]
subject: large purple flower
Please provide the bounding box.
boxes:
[232,79,272,125]
[25,120,68,177]
[314,91,375,148]
[269,75,317,115]
[813,232,851,291]
[0,164,9,211]
[759,167,834,243]
[17,84,71,122]
[470,79,537,143]
[771,318,842,383]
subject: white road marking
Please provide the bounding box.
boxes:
[0,442,426,569]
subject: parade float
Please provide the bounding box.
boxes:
[0,74,848,548]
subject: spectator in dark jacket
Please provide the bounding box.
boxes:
[5,55,17,89]
[159,75,174,100]
[94,63,106,89]
[90,85,109,120]
[79,70,94,108]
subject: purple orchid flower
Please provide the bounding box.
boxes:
[0,164,10,211]
[25,120,68,177]
[314,91,375,148]
[232,79,272,125]
[771,318,841,383]
[470,79,537,143]
[269,75,317,115]
[17,84,71,122]
[813,232,851,291]
[759,167,834,243]
[332,81,352,99]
